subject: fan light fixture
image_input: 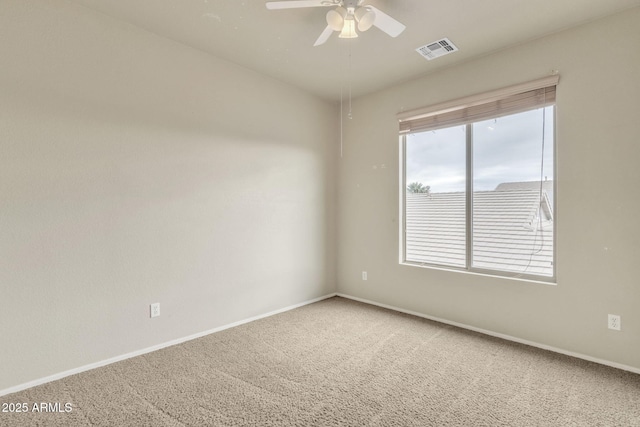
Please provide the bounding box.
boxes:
[327,5,375,39]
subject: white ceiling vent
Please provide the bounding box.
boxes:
[416,38,459,60]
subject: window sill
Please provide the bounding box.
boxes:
[400,261,557,286]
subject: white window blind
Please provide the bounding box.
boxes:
[398,75,559,134]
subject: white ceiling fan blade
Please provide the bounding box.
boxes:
[313,25,334,46]
[367,6,406,37]
[266,1,333,10]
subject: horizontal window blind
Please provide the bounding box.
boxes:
[398,75,559,134]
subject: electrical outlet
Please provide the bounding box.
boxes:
[608,314,621,331]
[362,271,367,281]
[150,303,160,318]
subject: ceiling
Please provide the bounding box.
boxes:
[72,0,640,102]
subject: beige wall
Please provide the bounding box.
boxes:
[0,0,337,390]
[337,7,640,369]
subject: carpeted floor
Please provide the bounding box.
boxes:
[2,296,639,426]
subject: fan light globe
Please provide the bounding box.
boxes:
[355,7,375,32]
[326,7,346,31]
[339,16,358,38]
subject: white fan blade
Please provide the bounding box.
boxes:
[266,1,332,10]
[313,25,334,46]
[368,6,406,37]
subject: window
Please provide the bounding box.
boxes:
[399,76,557,281]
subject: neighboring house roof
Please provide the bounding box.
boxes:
[405,188,553,277]
[495,180,554,208]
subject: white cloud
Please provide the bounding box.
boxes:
[406,107,554,193]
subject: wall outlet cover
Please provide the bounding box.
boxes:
[607,314,621,331]
[151,303,160,318]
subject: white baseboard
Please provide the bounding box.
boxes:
[0,292,338,397]
[337,293,640,375]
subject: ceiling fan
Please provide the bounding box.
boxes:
[266,0,406,46]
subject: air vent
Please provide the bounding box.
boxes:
[416,38,459,60]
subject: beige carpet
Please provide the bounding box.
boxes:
[2,297,639,426]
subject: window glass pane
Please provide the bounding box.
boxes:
[472,107,554,276]
[405,126,466,267]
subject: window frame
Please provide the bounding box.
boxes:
[398,77,558,284]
